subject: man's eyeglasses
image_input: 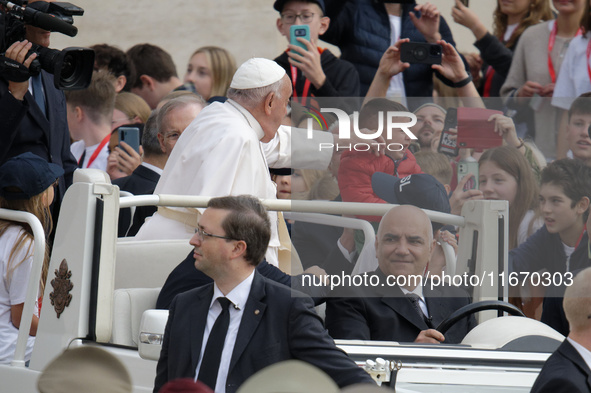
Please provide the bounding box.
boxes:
[280,12,315,24]
[195,227,237,241]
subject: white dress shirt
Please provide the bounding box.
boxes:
[567,337,591,372]
[195,270,255,393]
[141,162,163,175]
[70,139,109,171]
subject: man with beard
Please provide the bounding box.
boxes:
[411,103,446,151]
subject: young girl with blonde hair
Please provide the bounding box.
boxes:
[0,153,63,364]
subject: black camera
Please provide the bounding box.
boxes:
[400,42,442,65]
[0,0,94,90]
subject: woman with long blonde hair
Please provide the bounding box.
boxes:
[0,153,62,364]
[184,46,236,101]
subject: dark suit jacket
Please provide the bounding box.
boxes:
[154,271,374,393]
[113,165,160,237]
[292,220,354,276]
[155,254,293,310]
[530,339,591,393]
[0,71,77,210]
[325,270,476,344]
[541,268,586,337]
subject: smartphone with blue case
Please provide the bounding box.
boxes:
[290,25,310,59]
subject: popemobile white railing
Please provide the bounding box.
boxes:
[119,196,464,278]
[119,193,508,315]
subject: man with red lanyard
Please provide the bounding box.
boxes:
[273,0,360,107]
[66,71,117,171]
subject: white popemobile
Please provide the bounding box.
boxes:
[0,169,564,392]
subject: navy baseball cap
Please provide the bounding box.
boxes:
[372,172,450,230]
[0,153,64,200]
[274,0,326,13]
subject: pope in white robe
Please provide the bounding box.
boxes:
[134,58,333,266]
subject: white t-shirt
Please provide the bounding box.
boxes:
[552,34,591,110]
[0,226,38,364]
[504,23,519,42]
[70,139,109,171]
[563,243,575,273]
[386,14,407,102]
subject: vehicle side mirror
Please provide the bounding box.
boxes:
[138,309,168,360]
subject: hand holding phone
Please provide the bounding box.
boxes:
[457,158,479,191]
[117,126,141,154]
[400,42,442,65]
[290,25,310,59]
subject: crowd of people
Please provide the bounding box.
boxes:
[1,0,591,391]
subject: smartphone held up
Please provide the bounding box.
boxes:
[290,25,310,59]
[457,157,478,192]
[117,126,141,154]
[400,42,442,65]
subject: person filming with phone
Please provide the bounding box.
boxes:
[273,0,360,100]
[321,0,464,100]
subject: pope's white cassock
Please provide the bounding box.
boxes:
[134,98,333,266]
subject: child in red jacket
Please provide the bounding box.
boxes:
[338,98,422,222]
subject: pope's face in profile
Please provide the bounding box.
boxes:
[261,76,292,143]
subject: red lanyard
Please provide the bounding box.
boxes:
[290,65,311,106]
[587,37,591,85]
[483,66,495,97]
[548,21,583,83]
[575,226,586,249]
[288,47,324,106]
[80,133,110,169]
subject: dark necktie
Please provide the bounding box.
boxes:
[78,150,86,168]
[406,293,433,328]
[198,297,232,390]
[32,74,46,117]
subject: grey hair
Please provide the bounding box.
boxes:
[141,110,163,157]
[227,78,284,108]
[157,95,205,135]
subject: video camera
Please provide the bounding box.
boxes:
[0,0,94,90]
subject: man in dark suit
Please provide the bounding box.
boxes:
[326,205,475,344]
[531,267,591,393]
[114,111,166,237]
[0,10,77,221]
[154,195,374,393]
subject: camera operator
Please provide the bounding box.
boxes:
[0,0,77,223]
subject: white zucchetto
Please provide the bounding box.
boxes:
[230,58,286,90]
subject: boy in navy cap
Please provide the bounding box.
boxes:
[273,0,360,100]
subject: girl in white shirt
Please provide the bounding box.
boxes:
[0,153,63,364]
